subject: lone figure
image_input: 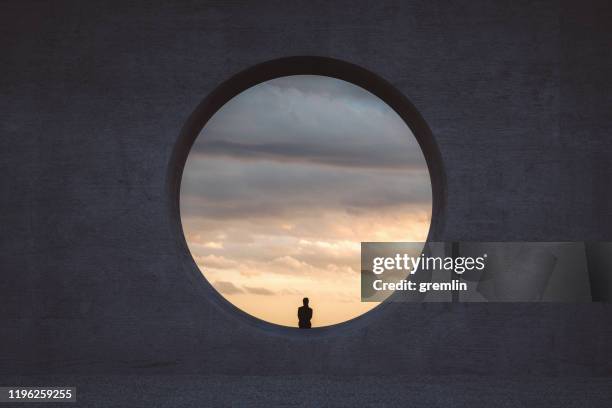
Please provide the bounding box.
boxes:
[297,297,313,329]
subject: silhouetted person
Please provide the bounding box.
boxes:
[298,297,312,329]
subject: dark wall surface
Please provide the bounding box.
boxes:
[1,0,611,376]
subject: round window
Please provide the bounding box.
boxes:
[178,63,437,328]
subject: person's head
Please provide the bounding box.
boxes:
[303,297,309,306]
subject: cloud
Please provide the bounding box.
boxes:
[202,241,223,249]
[213,281,243,295]
[186,206,431,284]
[191,139,425,170]
[180,158,431,220]
[194,254,238,270]
[243,286,276,296]
[190,75,426,170]
[180,75,431,223]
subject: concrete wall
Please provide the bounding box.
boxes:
[1,0,611,376]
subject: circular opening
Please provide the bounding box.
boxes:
[168,57,446,333]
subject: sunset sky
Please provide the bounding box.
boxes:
[180,75,432,327]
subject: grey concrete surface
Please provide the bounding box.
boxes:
[2,375,612,408]
[1,0,612,388]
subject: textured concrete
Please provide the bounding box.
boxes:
[1,0,612,387]
[3,375,612,407]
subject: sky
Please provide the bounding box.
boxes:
[180,75,432,327]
